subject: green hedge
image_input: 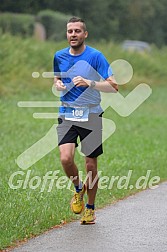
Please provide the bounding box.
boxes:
[0,12,35,37]
[0,10,71,41]
[37,10,70,41]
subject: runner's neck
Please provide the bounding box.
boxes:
[69,45,86,55]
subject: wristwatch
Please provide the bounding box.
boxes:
[90,80,96,88]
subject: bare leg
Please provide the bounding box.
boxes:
[85,157,98,205]
[59,143,79,186]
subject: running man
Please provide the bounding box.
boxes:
[53,16,118,224]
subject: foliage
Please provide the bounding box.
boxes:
[0,12,34,37]
[1,0,167,46]
[37,10,70,41]
[80,0,167,45]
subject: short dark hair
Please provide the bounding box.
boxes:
[67,16,87,31]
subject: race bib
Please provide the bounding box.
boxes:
[65,107,89,121]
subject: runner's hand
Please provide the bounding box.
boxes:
[54,79,66,91]
[73,76,90,87]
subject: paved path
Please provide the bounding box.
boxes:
[13,182,167,252]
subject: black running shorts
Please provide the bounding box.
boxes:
[57,113,103,158]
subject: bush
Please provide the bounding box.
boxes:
[0,12,35,37]
[37,10,70,41]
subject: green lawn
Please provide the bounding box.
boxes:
[0,85,167,249]
[0,35,167,249]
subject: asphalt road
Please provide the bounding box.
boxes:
[12,182,167,252]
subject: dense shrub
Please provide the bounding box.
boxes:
[37,10,70,41]
[0,12,35,37]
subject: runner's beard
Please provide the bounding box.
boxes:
[70,40,84,49]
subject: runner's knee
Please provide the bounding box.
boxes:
[85,158,97,172]
[60,154,74,167]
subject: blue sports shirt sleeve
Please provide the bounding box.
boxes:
[96,53,113,80]
[53,54,60,77]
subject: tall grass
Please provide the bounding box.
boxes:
[1,34,167,96]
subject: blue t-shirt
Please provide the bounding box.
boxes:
[53,45,112,113]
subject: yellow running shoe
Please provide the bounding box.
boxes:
[70,184,86,214]
[80,208,96,225]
